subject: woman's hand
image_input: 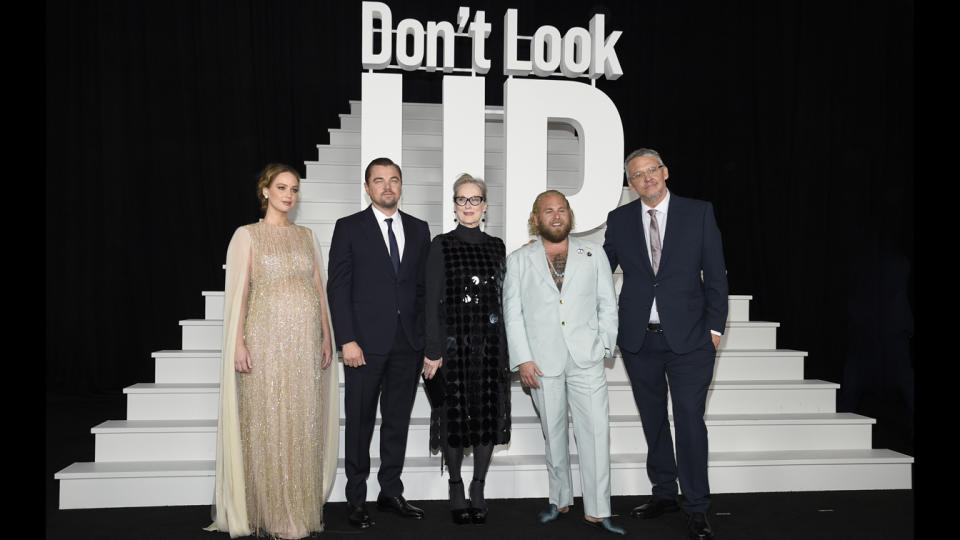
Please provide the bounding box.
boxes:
[423,356,443,379]
[235,342,253,373]
[321,338,333,369]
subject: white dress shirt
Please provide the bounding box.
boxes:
[371,205,405,261]
[641,190,669,324]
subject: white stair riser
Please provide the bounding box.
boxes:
[304,162,584,185]
[298,182,500,203]
[126,392,219,420]
[152,350,802,386]
[728,297,750,321]
[703,463,913,493]
[207,293,749,336]
[95,432,215,462]
[718,326,777,349]
[90,420,871,463]
[329,130,582,154]
[300,221,503,243]
[700,387,837,414]
[58,476,214,509]
[182,324,222,350]
[350,101,446,119]
[58,459,911,509]
[204,295,223,320]
[313,146,580,171]
[180,322,780,361]
[123,382,835,422]
[711,355,804,381]
[368,384,836,418]
[297,200,502,219]
[155,356,221,384]
[339,114,579,140]
[337,421,872,458]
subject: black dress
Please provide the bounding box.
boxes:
[424,224,511,453]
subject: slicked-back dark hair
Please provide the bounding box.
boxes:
[364,157,402,184]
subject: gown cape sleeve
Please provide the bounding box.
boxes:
[206,225,340,537]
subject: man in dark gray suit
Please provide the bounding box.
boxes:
[603,148,728,540]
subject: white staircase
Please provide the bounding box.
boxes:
[55,101,913,509]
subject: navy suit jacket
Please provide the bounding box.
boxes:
[326,205,431,355]
[603,193,728,355]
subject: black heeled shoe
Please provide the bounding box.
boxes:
[468,479,487,524]
[449,479,471,524]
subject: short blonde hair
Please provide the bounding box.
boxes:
[527,190,575,236]
[256,163,301,212]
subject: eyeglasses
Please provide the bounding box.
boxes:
[454,196,485,206]
[628,165,664,180]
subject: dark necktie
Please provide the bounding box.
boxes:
[386,217,400,274]
[648,209,661,275]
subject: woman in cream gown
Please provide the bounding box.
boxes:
[208,164,339,539]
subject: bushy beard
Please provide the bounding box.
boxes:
[538,220,571,243]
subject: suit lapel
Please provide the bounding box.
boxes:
[397,209,417,277]
[562,237,583,287]
[657,194,680,273]
[528,239,559,291]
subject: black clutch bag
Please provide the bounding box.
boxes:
[421,370,446,409]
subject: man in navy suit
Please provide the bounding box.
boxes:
[327,157,432,528]
[603,148,728,540]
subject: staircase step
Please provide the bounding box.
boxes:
[337,114,580,138]
[92,420,217,461]
[152,350,220,384]
[123,378,837,421]
[201,291,222,320]
[55,448,912,509]
[718,321,779,349]
[727,294,752,321]
[87,412,874,462]
[151,347,807,386]
[123,383,219,420]
[308,148,581,170]
[175,319,784,359]
[328,129,582,153]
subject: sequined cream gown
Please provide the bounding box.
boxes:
[208,222,339,539]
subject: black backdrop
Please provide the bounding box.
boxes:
[46,1,914,450]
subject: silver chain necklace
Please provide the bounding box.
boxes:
[545,249,565,278]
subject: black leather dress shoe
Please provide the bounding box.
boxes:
[376,494,425,519]
[687,512,714,540]
[347,503,374,529]
[630,497,680,519]
[469,506,487,524]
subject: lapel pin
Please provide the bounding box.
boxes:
[577,248,584,254]
[587,251,593,256]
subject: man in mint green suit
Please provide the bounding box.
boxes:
[503,190,625,536]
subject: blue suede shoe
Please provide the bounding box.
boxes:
[537,504,567,523]
[583,517,626,535]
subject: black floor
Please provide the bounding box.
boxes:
[46,393,915,540]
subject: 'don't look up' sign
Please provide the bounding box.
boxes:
[358,2,626,252]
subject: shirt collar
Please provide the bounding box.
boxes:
[641,189,670,215]
[371,204,401,224]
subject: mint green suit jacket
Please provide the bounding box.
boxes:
[504,236,619,376]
